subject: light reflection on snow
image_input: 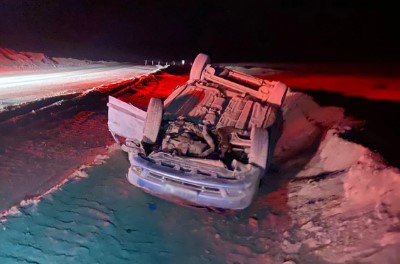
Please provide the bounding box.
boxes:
[0,151,228,264]
[0,65,158,109]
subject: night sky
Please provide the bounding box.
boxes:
[0,0,397,62]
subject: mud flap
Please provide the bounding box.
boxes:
[267,82,288,107]
[107,96,147,141]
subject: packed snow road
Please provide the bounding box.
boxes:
[0,64,158,109]
[0,64,160,213]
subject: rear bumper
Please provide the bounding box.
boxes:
[127,153,261,209]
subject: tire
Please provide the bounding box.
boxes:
[190,53,210,81]
[249,127,270,173]
[142,98,163,144]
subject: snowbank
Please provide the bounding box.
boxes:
[345,153,400,216]
[0,47,93,70]
[270,90,400,263]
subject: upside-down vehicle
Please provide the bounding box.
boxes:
[108,53,288,209]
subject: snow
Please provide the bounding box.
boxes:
[0,47,161,109]
[0,52,399,263]
[345,153,400,215]
[227,63,400,102]
[0,47,91,69]
[0,152,228,264]
[0,65,159,109]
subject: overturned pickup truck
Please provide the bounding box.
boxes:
[108,54,288,209]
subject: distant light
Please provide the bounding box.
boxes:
[182,60,185,65]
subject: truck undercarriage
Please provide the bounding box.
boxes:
[107,53,288,209]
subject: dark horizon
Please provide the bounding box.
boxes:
[0,0,398,63]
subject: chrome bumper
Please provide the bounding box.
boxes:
[126,152,261,209]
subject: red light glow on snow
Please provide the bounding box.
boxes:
[267,72,400,102]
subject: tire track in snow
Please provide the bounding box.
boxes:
[0,70,164,213]
[0,151,221,264]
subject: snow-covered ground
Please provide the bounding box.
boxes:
[0,51,399,263]
[0,47,93,70]
[0,65,159,109]
[227,63,400,101]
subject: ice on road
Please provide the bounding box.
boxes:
[0,64,158,109]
